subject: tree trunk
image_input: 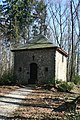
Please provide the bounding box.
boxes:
[70,1,74,81]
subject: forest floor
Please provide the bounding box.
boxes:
[12,85,80,120]
[0,85,80,120]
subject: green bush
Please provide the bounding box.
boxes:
[0,71,16,85]
[56,79,62,84]
[43,79,55,85]
[47,79,55,85]
[72,75,80,85]
[66,112,80,120]
[58,81,74,92]
[40,79,55,90]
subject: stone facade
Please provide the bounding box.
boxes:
[12,46,67,84]
[13,48,55,84]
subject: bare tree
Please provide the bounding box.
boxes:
[47,0,80,81]
[47,0,69,47]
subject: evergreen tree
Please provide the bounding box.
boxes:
[2,0,34,42]
[32,0,47,37]
[1,0,47,42]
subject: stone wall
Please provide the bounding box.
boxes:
[14,48,55,84]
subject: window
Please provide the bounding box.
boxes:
[62,55,64,62]
[45,67,48,72]
[19,67,22,72]
[32,55,35,60]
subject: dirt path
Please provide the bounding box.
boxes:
[0,87,33,118]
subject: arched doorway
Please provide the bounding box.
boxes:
[29,63,37,84]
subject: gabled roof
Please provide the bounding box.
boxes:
[28,35,52,44]
[11,35,54,50]
[11,35,68,57]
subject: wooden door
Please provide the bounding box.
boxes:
[29,63,37,84]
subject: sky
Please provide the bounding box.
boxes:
[0,0,3,4]
[0,0,2,4]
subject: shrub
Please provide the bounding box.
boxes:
[47,79,55,85]
[0,71,16,85]
[43,79,55,85]
[40,79,55,90]
[72,75,80,85]
[58,81,74,92]
[66,112,80,120]
[56,79,62,84]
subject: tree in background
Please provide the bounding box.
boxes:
[2,0,34,43]
[0,0,47,74]
[32,0,47,37]
[47,0,68,47]
[47,0,80,81]
[1,0,47,42]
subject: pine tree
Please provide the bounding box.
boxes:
[2,0,34,42]
[32,0,47,37]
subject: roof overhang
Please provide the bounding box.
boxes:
[11,44,68,57]
[56,48,68,57]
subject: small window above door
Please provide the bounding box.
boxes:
[19,67,22,72]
